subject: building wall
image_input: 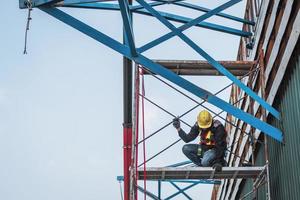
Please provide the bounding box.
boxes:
[266,42,300,200]
[216,0,300,199]
[237,39,300,200]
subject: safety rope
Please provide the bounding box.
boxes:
[141,69,147,200]
[23,0,33,54]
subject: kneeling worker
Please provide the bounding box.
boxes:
[173,110,227,170]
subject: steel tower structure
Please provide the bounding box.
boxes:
[19,0,284,199]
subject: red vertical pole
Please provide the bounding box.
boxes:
[123,125,132,200]
[123,55,132,200]
[123,0,133,199]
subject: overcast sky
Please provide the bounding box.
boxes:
[0,0,246,199]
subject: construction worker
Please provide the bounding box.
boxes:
[173,110,227,170]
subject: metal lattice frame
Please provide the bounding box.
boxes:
[19,0,283,199]
[20,0,283,139]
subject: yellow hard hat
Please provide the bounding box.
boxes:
[197,110,212,129]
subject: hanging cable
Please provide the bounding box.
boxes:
[140,69,147,200]
[23,0,33,54]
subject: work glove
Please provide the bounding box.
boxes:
[172,117,181,129]
[197,147,202,156]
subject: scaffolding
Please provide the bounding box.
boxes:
[18,0,284,199]
[132,53,272,199]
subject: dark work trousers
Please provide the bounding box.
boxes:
[182,144,216,166]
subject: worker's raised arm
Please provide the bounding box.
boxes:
[173,117,198,143]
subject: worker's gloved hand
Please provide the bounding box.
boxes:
[197,147,202,156]
[172,117,181,129]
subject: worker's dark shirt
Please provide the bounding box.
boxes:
[178,120,227,158]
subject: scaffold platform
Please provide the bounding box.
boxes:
[137,167,265,180]
[142,60,255,76]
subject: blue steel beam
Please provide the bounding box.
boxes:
[131,2,165,10]
[62,0,116,4]
[118,0,137,57]
[117,176,124,181]
[117,175,221,184]
[137,185,160,200]
[170,182,192,200]
[133,8,252,37]
[61,1,166,10]
[167,160,191,167]
[19,0,60,8]
[138,0,242,53]
[174,1,255,25]
[19,0,164,9]
[20,0,252,38]
[158,180,161,199]
[57,2,252,37]
[134,55,283,141]
[39,8,283,142]
[165,182,199,200]
[150,0,184,3]
[19,0,107,8]
[39,7,130,54]
[136,0,280,120]
[151,178,220,185]
[62,2,121,10]
[164,179,220,185]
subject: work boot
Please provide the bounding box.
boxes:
[241,162,252,167]
[221,159,227,167]
[212,163,222,172]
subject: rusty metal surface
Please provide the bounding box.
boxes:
[142,60,255,76]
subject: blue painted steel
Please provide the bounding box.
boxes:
[63,0,112,4]
[130,2,165,11]
[134,55,283,141]
[133,9,252,37]
[118,0,137,57]
[58,2,251,38]
[19,0,58,8]
[158,180,161,199]
[167,160,192,167]
[136,0,280,120]
[165,179,221,185]
[137,185,160,200]
[39,7,131,56]
[170,182,192,200]
[62,2,165,11]
[39,8,283,141]
[19,0,108,8]
[138,0,243,53]
[117,176,124,181]
[174,1,255,25]
[165,182,199,200]
[151,0,184,3]
[117,175,220,184]
[62,2,121,10]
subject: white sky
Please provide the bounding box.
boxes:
[0,0,246,199]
